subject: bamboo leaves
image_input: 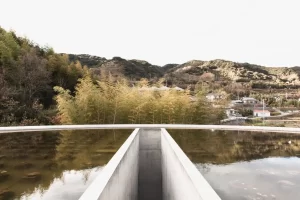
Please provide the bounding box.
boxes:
[55,76,224,124]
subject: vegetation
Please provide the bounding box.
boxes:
[0,27,227,126]
[66,54,300,91]
[54,76,225,124]
[170,130,300,164]
[10,24,300,126]
[237,108,252,117]
[0,27,86,125]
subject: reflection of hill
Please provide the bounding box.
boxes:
[169,130,300,164]
[0,130,130,199]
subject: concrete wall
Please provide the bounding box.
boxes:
[2,124,300,135]
[138,129,162,200]
[79,129,140,200]
[161,128,221,200]
[79,128,220,200]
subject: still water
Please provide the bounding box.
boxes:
[170,130,300,200]
[1,129,300,200]
[0,130,131,200]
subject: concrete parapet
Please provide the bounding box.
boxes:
[79,129,139,200]
[161,128,221,200]
[79,128,220,200]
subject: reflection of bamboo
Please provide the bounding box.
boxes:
[170,129,300,164]
[0,130,135,198]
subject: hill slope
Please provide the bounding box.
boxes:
[165,59,300,87]
[68,54,300,88]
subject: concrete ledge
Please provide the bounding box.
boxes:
[79,128,139,200]
[1,124,300,134]
[161,128,221,200]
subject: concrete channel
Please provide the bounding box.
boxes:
[79,128,221,200]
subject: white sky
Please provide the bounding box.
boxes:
[1,0,299,67]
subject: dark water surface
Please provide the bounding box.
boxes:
[0,130,131,200]
[170,130,300,200]
[2,129,300,200]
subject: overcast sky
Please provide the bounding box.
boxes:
[1,0,299,67]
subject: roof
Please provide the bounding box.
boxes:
[231,100,243,104]
[242,97,257,101]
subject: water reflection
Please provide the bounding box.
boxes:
[196,158,300,200]
[21,167,103,200]
[0,130,131,200]
[170,130,300,200]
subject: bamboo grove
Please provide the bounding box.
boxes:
[55,76,225,124]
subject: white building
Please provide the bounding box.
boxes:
[253,110,270,117]
[206,93,223,101]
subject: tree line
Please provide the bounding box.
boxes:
[0,27,87,125]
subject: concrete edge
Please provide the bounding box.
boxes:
[78,128,140,200]
[161,128,221,200]
[1,124,300,134]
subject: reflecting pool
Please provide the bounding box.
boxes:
[2,128,300,200]
[0,130,131,200]
[170,130,300,200]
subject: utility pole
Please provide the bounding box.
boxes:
[262,99,265,126]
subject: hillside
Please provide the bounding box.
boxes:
[164,59,300,88]
[68,54,300,88]
[93,57,164,80]
[1,24,300,126]
[68,54,107,68]
[70,54,166,80]
[0,27,86,125]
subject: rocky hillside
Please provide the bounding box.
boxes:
[67,54,300,88]
[68,54,107,68]
[165,59,300,87]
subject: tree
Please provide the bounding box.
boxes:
[47,54,84,91]
[17,49,51,105]
[0,27,86,125]
[199,72,215,82]
[225,82,246,99]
